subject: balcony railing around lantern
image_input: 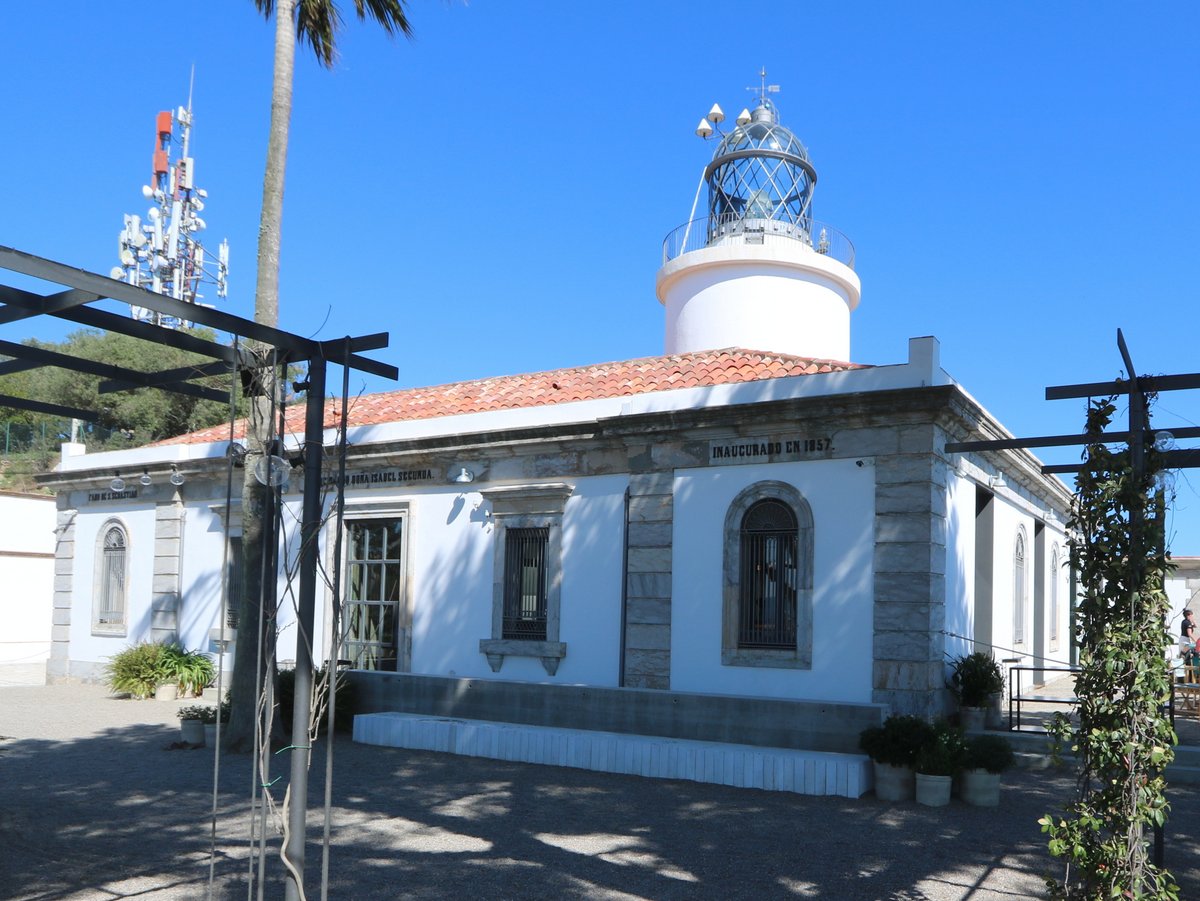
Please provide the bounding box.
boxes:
[661,215,855,269]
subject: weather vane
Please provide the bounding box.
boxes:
[746,67,780,106]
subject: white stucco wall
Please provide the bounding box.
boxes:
[943,472,976,662]
[67,501,158,670]
[0,493,56,681]
[669,458,875,701]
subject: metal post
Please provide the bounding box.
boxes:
[283,356,326,901]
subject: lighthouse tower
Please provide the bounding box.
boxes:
[656,83,860,361]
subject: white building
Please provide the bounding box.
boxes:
[0,491,56,686]
[41,93,1074,783]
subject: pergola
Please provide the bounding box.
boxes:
[0,244,397,895]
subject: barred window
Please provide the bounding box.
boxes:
[94,523,128,633]
[738,500,798,649]
[1013,531,1027,645]
[1049,545,1060,647]
[503,527,548,640]
[722,481,813,669]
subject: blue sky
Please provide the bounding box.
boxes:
[1,2,1198,550]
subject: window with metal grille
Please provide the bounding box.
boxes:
[344,519,404,671]
[738,500,798,649]
[96,525,127,629]
[1049,546,1059,646]
[225,536,243,631]
[503,527,548,641]
[1013,532,1027,644]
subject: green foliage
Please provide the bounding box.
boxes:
[965,734,1015,774]
[276,665,357,734]
[1041,394,1180,900]
[176,699,229,724]
[160,644,215,696]
[0,327,241,465]
[104,642,169,698]
[914,721,967,777]
[949,651,1005,707]
[106,641,214,699]
[859,715,934,767]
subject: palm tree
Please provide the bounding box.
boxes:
[227,0,413,754]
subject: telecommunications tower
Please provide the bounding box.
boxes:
[112,84,229,328]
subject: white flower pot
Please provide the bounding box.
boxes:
[960,768,1001,807]
[960,706,987,733]
[180,719,204,745]
[155,683,178,701]
[203,724,217,748]
[915,772,953,807]
[985,692,1005,730]
[873,762,915,802]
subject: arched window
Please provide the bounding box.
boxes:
[1013,530,1027,645]
[1049,545,1060,649]
[722,482,813,669]
[93,522,128,634]
[739,500,798,648]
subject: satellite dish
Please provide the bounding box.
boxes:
[109,266,125,280]
[253,454,289,488]
[119,249,135,266]
[141,185,154,199]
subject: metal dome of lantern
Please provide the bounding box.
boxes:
[657,70,861,362]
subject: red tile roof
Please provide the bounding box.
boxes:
[168,348,866,446]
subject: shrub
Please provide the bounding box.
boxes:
[276,665,357,734]
[160,644,214,696]
[176,699,228,724]
[105,642,169,699]
[964,733,1016,773]
[949,652,1005,707]
[914,721,967,776]
[859,715,935,767]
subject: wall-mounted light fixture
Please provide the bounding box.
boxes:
[139,469,153,487]
[169,465,186,487]
[451,466,475,484]
[989,474,1007,490]
[110,472,125,492]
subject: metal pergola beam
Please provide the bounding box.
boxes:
[0,394,98,421]
[0,282,255,368]
[945,426,1200,455]
[0,287,102,326]
[98,360,233,396]
[0,246,398,380]
[1046,372,1200,401]
[0,338,227,404]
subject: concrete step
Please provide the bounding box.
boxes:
[354,711,872,799]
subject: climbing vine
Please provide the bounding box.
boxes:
[1040,394,1179,899]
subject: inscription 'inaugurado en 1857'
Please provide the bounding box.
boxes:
[708,436,832,465]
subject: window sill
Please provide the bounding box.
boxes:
[479,639,567,676]
[92,626,127,637]
[722,647,810,670]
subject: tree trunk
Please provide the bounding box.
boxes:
[224,0,296,753]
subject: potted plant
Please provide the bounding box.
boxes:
[161,645,214,698]
[176,704,207,745]
[859,715,934,802]
[959,733,1015,807]
[180,697,230,747]
[949,652,1004,732]
[105,642,169,700]
[914,722,966,807]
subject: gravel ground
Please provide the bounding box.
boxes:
[1,684,1198,901]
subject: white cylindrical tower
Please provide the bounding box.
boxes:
[656,94,860,361]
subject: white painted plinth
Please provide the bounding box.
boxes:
[353,712,871,798]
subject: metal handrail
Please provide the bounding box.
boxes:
[661,215,856,269]
[1008,665,1080,732]
[1009,664,1195,732]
